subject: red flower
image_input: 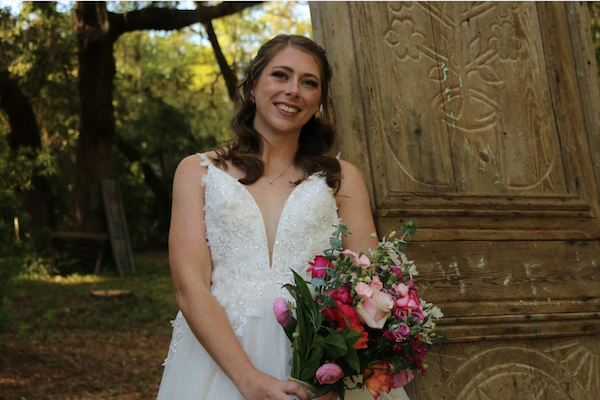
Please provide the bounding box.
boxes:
[307,255,331,279]
[330,284,353,304]
[323,300,359,328]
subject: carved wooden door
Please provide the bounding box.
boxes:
[311,2,600,398]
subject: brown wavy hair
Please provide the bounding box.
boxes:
[213,34,341,190]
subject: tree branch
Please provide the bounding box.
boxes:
[203,20,239,103]
[108,2,263,41]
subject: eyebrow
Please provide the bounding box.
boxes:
[272,65,321,82]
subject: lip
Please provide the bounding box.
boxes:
[274,101,302,114]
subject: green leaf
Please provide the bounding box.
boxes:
[316,332,347,354]
[341,328,362,346]
[283,318,297,342]
[311,278,326,287]
[330,238,343,250]
[344,346,361,374]
[300,345,323,381]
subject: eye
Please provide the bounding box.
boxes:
[302,79,319,88]
[272,71,288,79]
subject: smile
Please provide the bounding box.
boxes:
[276,103,300,113]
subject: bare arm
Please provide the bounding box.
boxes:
[335,160,379,253]
[168,155,309,400]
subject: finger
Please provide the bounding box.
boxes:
[284,382,310,400]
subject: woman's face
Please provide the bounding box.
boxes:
[251,46,322,138]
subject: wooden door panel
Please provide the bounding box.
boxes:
[407,240,600,339]
[349,2,568,197]
[405,336,600,399]
[339,1,600,245]
[310,1,600,398]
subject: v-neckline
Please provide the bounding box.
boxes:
[206,162,312,268]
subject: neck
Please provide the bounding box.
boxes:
[258,134,299,167]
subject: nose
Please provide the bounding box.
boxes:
[284,79,300,97]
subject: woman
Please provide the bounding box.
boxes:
[158,35,410,400]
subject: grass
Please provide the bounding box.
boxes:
[0,251,179,400]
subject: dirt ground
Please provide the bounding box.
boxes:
[0,252,177,400]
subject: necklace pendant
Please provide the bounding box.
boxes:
[268,180,274,186]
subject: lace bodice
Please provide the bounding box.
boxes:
[199,153,340,336]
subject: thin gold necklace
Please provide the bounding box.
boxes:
[264,162,293,186]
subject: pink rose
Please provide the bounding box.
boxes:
[390,265,403,276]
[395,291,419,310]
[357,291,393,329]
[355,282,373,298]
[273,297,291,328]
[390,370,414,389]
[308,255,331,279]
[316,363,344,384]
[370,276,383,291]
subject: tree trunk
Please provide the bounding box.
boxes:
[73,1,261,232]
[75,1,116,232]
[0,70,56,231]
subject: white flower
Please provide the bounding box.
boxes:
[388,251,400,266]
[406,263,419,279]
[429,306,444,319]
[401,253,414,265]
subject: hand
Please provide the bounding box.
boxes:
[237,369,310,400]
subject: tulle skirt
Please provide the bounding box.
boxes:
[156,292,410,400]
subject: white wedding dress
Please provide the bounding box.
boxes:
[157,153,410,400]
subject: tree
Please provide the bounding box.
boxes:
[0,2,76,233]
[74,1,261,232]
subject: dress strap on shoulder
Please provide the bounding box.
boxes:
[335,151,341,160]
[197,152,212,168]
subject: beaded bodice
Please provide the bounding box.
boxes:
[198,152,339,336]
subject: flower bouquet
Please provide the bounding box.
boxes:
[273,221,443,399]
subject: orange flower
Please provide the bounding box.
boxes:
[364,361,392,399]
[351,324,368,349]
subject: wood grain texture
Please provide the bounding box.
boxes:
[565,2,600,211]
[405,335,600,399]
[309,2,377,210]
[309,1,600,397]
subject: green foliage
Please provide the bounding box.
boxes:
[589,3,600,72]
[110,1,313,249]
[0,1,79,233]
[285,269,360,391]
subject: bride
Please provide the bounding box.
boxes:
[157,35,410,400]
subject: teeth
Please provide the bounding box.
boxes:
[276,104,299,113]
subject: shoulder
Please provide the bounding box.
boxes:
[337,159,368,197]
[174,153,208,182]
[339,159,364,180]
